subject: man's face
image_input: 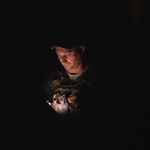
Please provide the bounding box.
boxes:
[55,46,82,73]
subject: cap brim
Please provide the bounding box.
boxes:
[49,45,76,50]
[50,46,56,50]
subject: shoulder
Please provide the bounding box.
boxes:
[82,63,109,84]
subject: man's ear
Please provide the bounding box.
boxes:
[79,45,86,55]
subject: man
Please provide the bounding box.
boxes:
[40,36,100,124]
[35,35,121,135]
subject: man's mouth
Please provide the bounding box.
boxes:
[63,63,70,67]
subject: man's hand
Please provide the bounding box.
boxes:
[67,95,78,104]
[46,93,69,115]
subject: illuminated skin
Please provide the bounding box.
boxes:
[55,46,85,74]
[47,46,85,114]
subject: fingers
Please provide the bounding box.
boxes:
[46,100,58,111]
[53,93,67,104]
[46,94,70,114]
[46,100,51,106]
[50,103,58,111]
[46,97,69,114]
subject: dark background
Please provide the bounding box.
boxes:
[2,0,149,149]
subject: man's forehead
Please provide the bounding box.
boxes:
[55,46,76,52]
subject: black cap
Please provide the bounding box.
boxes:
[49,32,85,50]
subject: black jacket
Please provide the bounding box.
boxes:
[34,63,118,129]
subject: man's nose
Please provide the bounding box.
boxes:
[60,56,67,63]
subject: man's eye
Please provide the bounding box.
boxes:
[66,52,74,55]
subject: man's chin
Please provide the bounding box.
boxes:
[64,67,70,71]
[63,65,70,69]
[64,66,72,72]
